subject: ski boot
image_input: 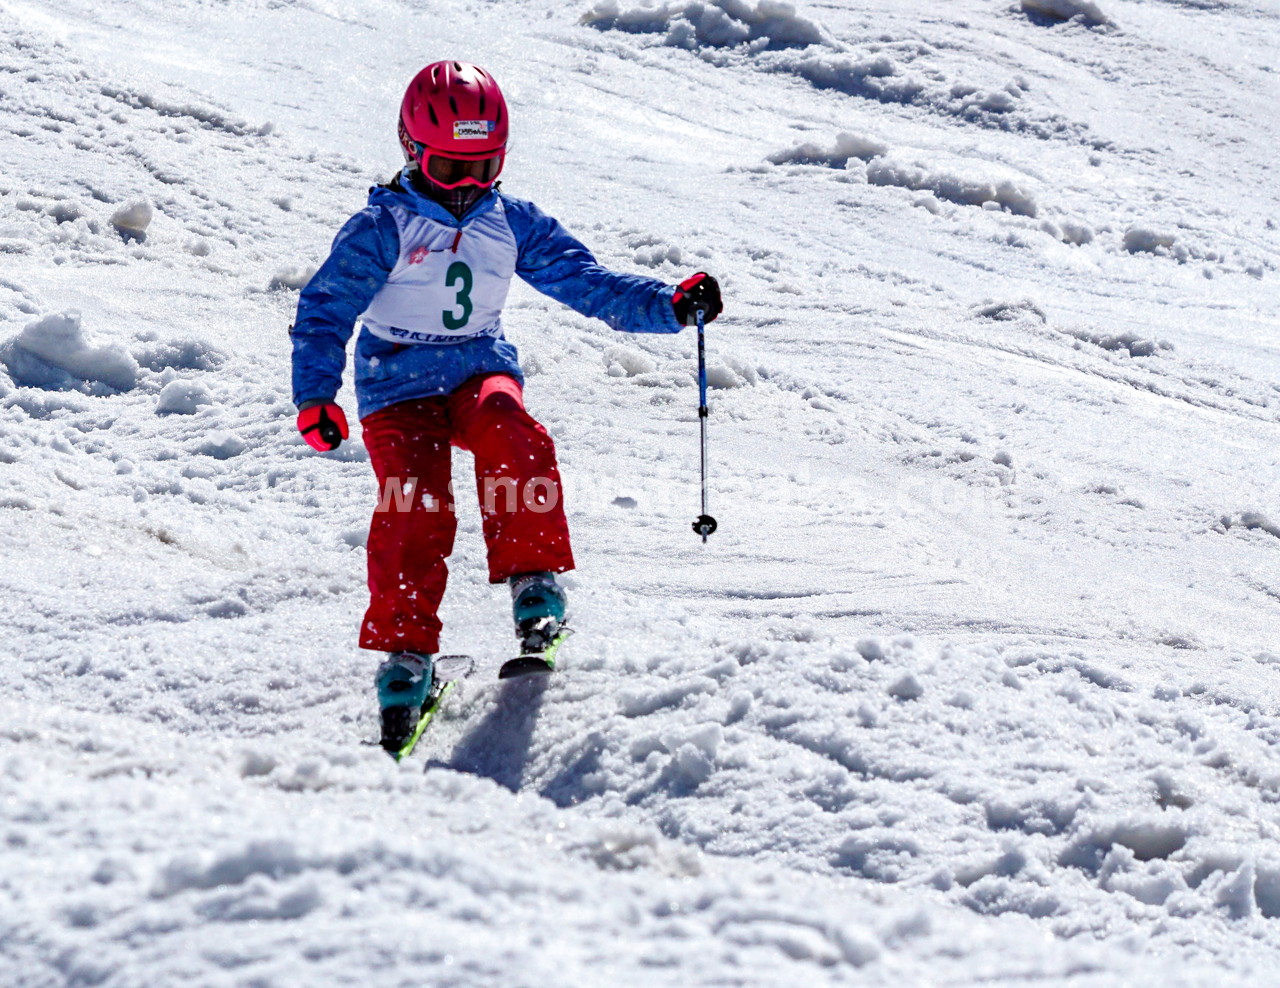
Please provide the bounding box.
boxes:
[499,572,570,679]
[375,652,434,753]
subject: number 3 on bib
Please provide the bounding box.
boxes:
[443,261,473,331]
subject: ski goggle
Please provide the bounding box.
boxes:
[411,142,505,189]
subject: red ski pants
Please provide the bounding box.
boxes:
[358,374,574,653]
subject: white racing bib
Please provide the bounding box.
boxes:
[361,198,517,344]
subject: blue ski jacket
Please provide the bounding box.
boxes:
[291,168,684,419]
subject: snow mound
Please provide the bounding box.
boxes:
[269,264,318,291]
[768,131,888,168]
[603,344,658,377]
[98,83,268,137]
[0,311,138,392]
[867,158,1038,217]
[1039,217,1096,245]
[1022,0,1113,28]
[1121,225,1206,263]
[586,4,1084,139]
[1222,512,1280,539]
[1067,327,1170,358]
[781,50,922,102]
[706,354,759,388]
[134,336,227,372]
[1123,226,1179,256]
[45,200,86,225]
[1058,815,1188,872]
[973,298,1047,323]
[156,379,213,414]
[153,838,311,897]
[1121,225,1255,272]
[632,242,683,267]
[582,0,830,50]
[572,824,703,875]
[110,200,153,243]
[774,54,1077,138]
[194,431,247,459]
[767,137,1040,217]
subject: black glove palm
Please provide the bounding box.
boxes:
[672,272,723,326]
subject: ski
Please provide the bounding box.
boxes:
[498,627,572,680]
[377,654,474,761]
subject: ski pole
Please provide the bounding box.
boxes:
[691,305,718,543]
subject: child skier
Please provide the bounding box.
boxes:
[289,60,722,750]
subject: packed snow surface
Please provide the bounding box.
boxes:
[1,0,1279,985]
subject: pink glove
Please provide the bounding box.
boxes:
[297,401,349,452]
[672,272,723,326]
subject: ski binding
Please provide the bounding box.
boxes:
[378,654,474,761]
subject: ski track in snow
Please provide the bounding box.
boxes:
[1,0,1279,984]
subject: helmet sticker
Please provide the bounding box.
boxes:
[453,120,495,140]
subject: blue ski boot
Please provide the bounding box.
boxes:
[375,652,434,753]
[500,572,570,679]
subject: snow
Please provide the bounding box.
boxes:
[582,0,832,49]
[768,130,889,169]
[1022,0,1115,28]
[109,199,153,242]
[269,264,318,292]
[0,311,139,392]
[865,156,1039,216]
[2,0,1280,984]
[155,378,213,414]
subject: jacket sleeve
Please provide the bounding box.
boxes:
[503,196,683,335]
[290,206,400,406]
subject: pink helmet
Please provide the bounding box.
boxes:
[398,61,508,189]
